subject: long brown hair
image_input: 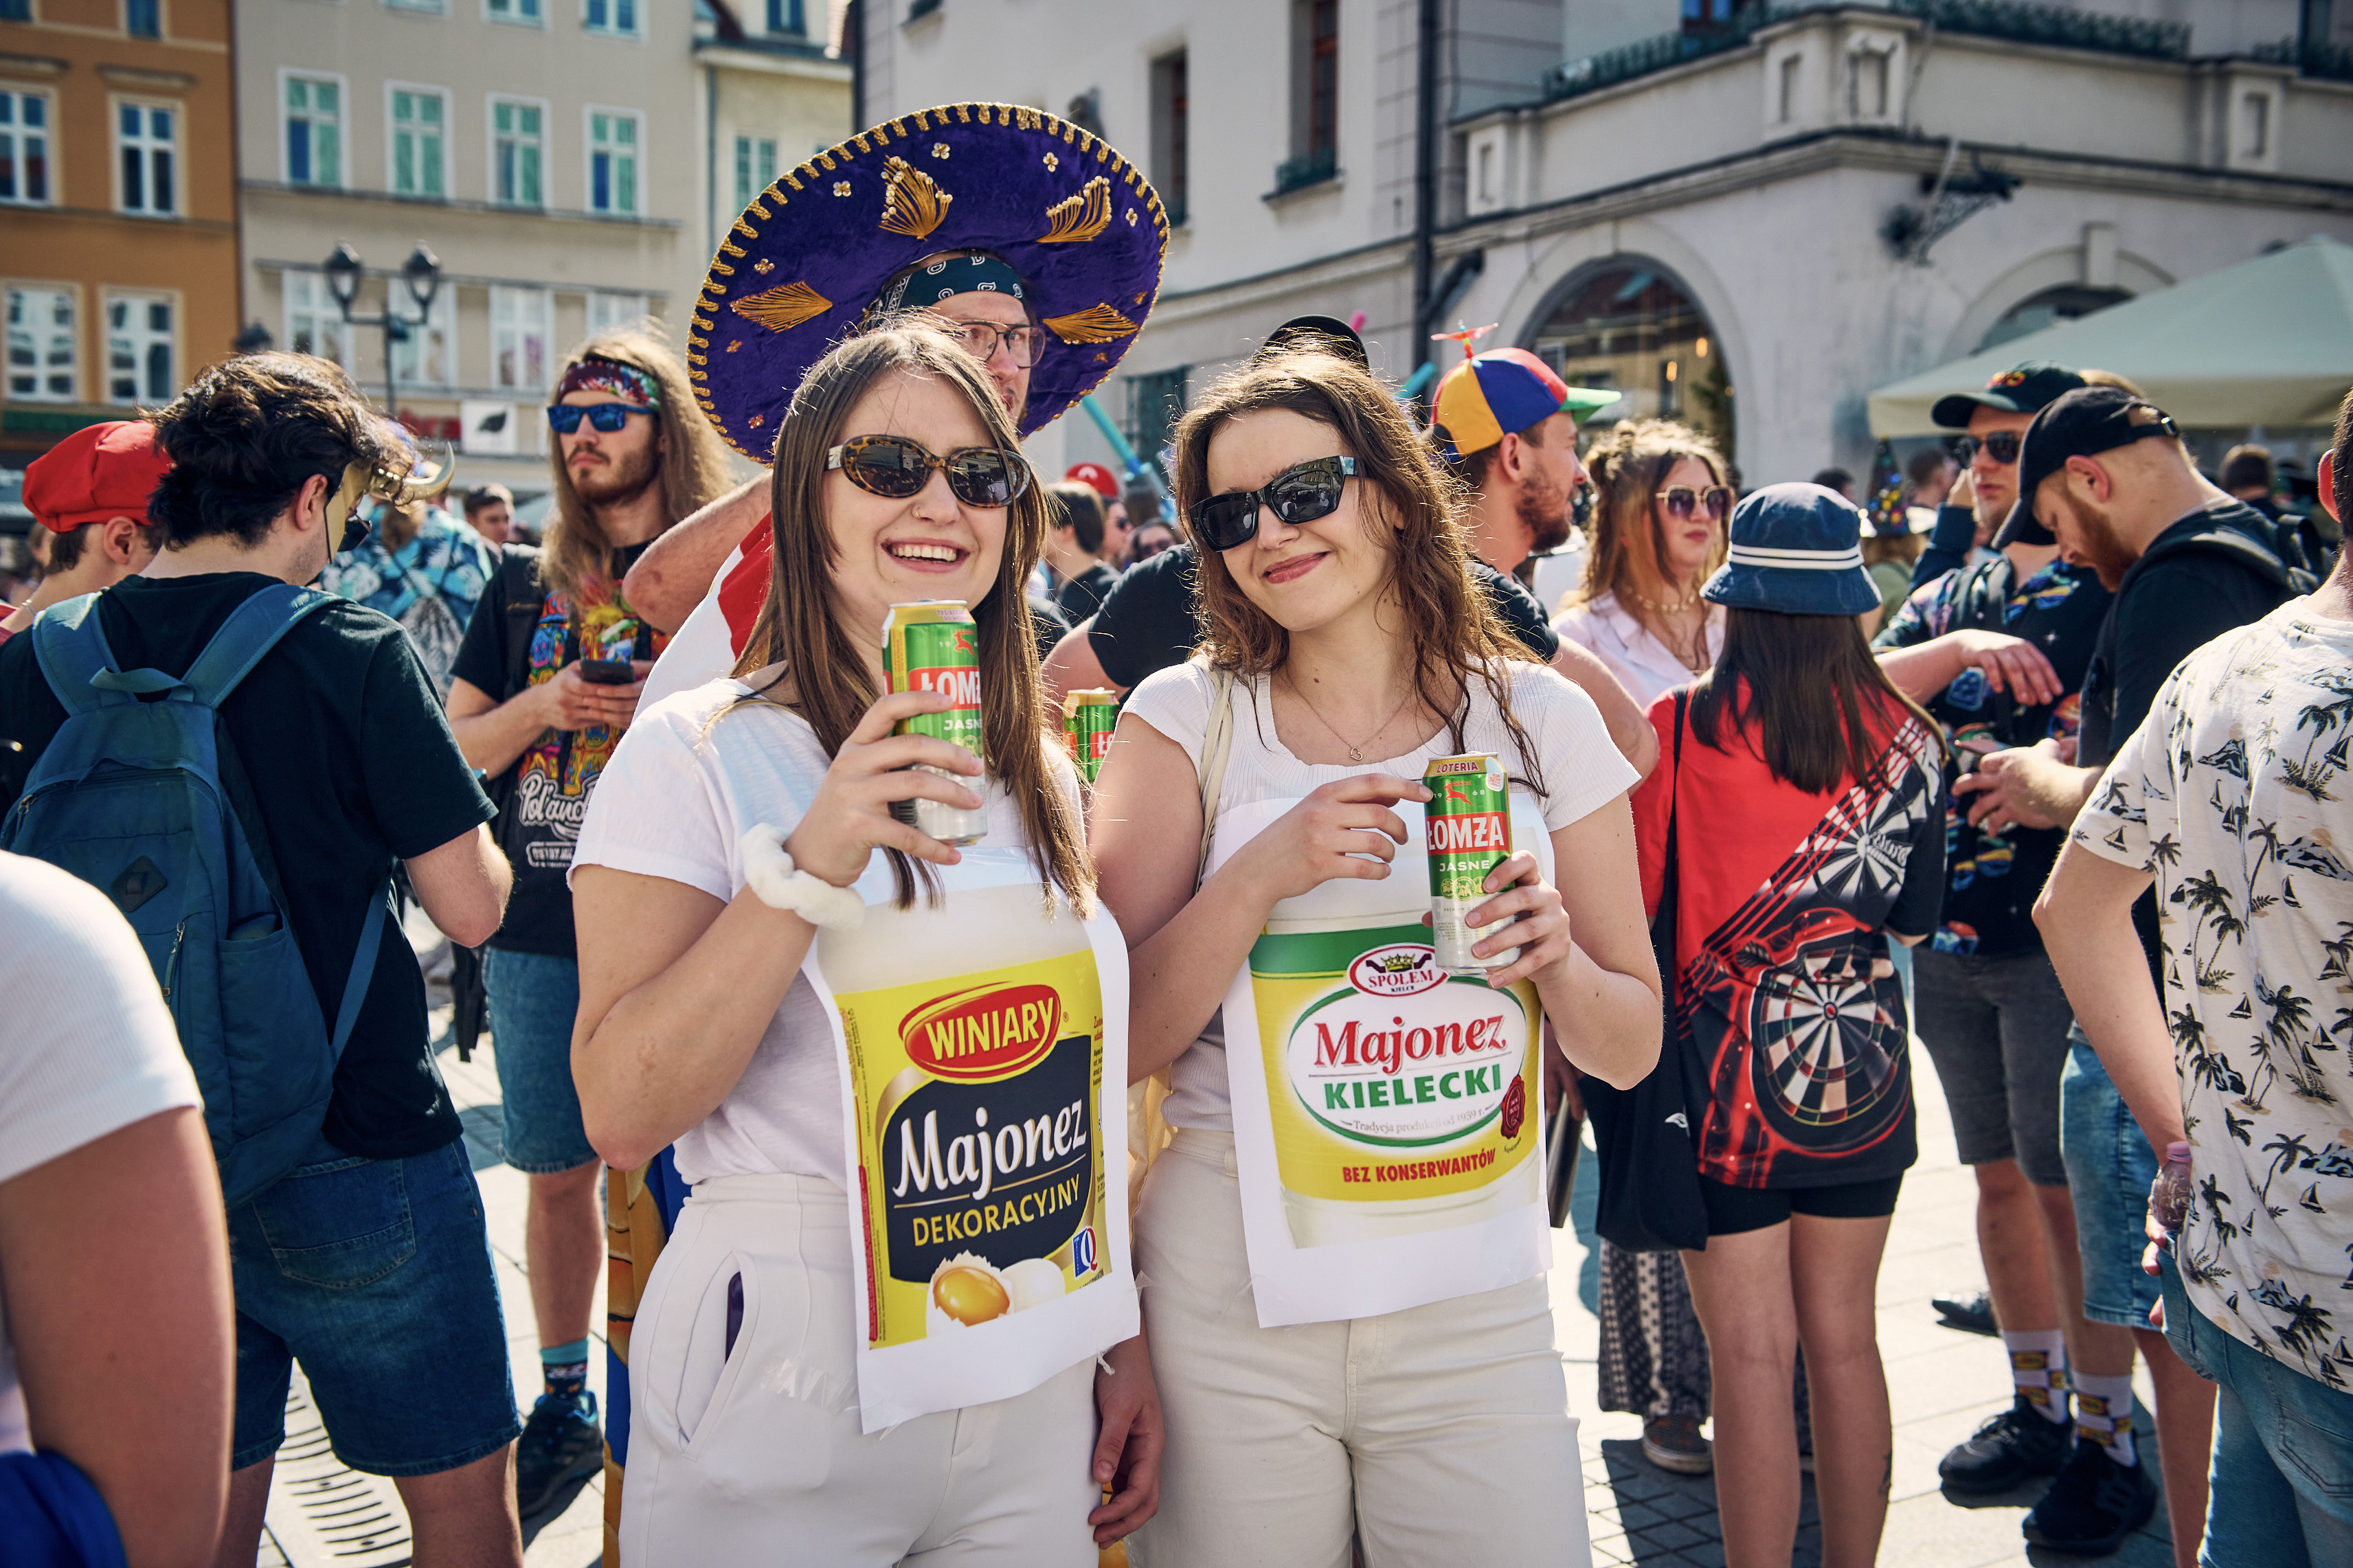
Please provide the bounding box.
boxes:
[1171,348,1548,795]
[541,323,735,602]
[731,322,1090,911]
[1572,418,1729,620]
[1689,609,1946,794]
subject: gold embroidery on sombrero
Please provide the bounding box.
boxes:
[1040,177,1112,245]
[752,259,774,275]
[1042,304,1137,344]
[880,156,952,238]
[730,281,835,333]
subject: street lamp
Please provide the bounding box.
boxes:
[321,240,444,416]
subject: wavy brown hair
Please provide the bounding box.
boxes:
[731,322,1090,911]
[1571,418,1729,617]
[541,323,735,603]
[1171,348,1549,795]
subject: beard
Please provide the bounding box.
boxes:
[2055,490,2138,591]
[1518,468,1573,555]
[571,440,662,509]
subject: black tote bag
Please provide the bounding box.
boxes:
[1581,692,1711,1254]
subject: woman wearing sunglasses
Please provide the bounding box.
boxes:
[569,323,1159,1563]
[1091,348,1661,1567]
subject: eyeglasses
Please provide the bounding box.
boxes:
[547,402,656,435]
[826,434,1032,508]
[1129,530,1176,563]
[949,321,1049,370]
[1189,456,1360,552]
[1958,431,2025,466]
[1655,485,1733,521]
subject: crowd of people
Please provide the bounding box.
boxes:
[2,97,2351,1568]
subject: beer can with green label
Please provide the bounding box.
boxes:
[1424,753,1518,976]
[1061,688,1118,784]
[884,601,987,845]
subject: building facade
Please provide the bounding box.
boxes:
[856,0,2353,485]
[1,0,242,462]
[695,0,851,271]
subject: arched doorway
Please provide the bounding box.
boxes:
[1523,260,1733,460]
[1974,284,2130,354]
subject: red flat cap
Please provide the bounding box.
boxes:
[25,420,171,532]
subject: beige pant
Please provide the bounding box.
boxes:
[1129,1130,1589,1568]
[618,1172,1100,1567]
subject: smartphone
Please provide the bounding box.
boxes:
[577,657,636,685]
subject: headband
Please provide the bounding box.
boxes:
[556,356,662,409]
[869,253,1027,321]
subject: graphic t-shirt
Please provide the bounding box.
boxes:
[1873,556,2110,954]
[0,574,493,1159]
[449,541,664,957]
[1632,683,1944,1188]
[2073,602,2353,1388]
[319,508,497,694]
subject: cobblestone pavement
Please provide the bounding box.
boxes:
[262,992,2180,1567]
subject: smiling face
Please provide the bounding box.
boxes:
[822,367,1010,649]
[559,389,664,505]
[1207,407,1393,637]
[1650,455,1723,584]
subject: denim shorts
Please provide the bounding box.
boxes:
[228,1135,521,1476]
[484,946,597,1174]
[2059,1032,2162,1330]
[1911,947,2074,1186]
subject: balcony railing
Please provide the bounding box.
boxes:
[2253,35,2353,84]
[1544,0,2196,106]
[1272,148,1338,196]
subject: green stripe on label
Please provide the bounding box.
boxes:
[1250,922,1432,978]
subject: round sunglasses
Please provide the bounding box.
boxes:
[1957,431,2024,466]
[546,402,656,435]
[1655,484,1734,521]
[949,321,1049,370]
[1189,455,1360,552]
[827,434,1032,508]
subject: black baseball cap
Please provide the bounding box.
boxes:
[1930,361,2087,430]
[1996,385,2185,548]
[1256,314,1369,370]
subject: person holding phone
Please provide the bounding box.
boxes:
[445,323,736,1525]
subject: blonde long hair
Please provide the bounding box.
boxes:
[732,322,1091,911]
[1572,418,1730,620]
[541,323,734,603]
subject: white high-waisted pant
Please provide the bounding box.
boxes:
[618,1172,1099,1567]
[1128,1130,1590,1568]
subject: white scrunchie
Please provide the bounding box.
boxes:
[739,825,866,930]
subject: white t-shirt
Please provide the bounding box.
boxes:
[0,852,199,1455]
[638,545,744,712]
[570,679,1060,1188]
[1552,591,1726,707]
[1121,661,1640,1132]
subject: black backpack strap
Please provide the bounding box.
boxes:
[497,545,544,702]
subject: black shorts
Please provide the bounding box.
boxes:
[1698,1172,1905,1236]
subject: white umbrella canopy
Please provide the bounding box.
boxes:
[1869,236,2353,437]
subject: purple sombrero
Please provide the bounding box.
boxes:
[690,102,1169,455]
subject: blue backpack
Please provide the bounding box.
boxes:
[1,584,387,1207]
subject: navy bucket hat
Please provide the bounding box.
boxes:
[1702,483,1881,617]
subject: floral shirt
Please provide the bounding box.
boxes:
[319,509,497,692]
[2074,601,2353,1389]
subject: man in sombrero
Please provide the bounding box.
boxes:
[627,102,1168,707]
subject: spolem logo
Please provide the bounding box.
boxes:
[901,983,1062,1081]
[1348,944,1442,997]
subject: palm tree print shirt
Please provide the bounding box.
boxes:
[2073,600,2353,1389]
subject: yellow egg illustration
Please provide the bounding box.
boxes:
[932,1263,1011,1326]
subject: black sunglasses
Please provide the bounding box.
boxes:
[1189,456,1360,552]
[547,402,656,435]
[1656,485,1733,521]
[827,434,1031,508]
[949,321,1049,370]
[1958,431,2025,466]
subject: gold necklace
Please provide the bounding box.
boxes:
[1282,672,1419,765]
[1628,583,1711,670]
[1625,581,1701,615]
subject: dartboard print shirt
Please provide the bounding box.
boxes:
[1632,681,1946,1188]
[2073,600,2353,1389]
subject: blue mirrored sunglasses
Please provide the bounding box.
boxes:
[547,402,656,435]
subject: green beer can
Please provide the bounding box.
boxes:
[883,600,986,845]
[1061,688,1118,784]
[1424,753,1518,976]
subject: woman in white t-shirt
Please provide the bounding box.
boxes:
[570,324,1158,1564]
[1090,349,1663,1567]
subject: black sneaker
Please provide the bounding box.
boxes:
[2022,1440,2159,1554]
[1932,1288,1999,1335]
[1937,1394,2073,1494]
[515,1390,603,1523]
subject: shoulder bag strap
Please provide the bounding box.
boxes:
[1193,666,1237,891]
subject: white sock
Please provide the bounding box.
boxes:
[2002,1328,2071,1423]
[2073,1372,2139,1466]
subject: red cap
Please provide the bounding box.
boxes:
[1064,462,1119,500]
[25,420,171,533]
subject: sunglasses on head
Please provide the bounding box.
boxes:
[826,433,1031,508]
[1958,431,2025,466]
[1189,456,1360,552]
[1655,484,1733,521]
[547,402,656,435]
